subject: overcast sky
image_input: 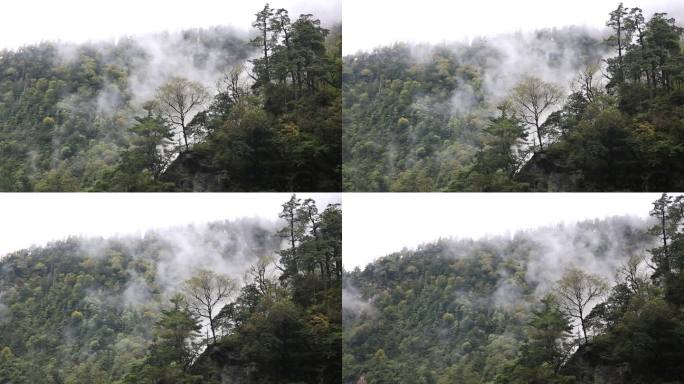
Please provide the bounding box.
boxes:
[0,193,340,257]
[343,193,663,269]
[344,0,684,54]
[0,0,340,50]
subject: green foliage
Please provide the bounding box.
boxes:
[192,195,342,383]
[125,295,204,384]
[561,194,684,382]
[517,6,684,191]
[0,6,341,191]
[344,195,684,383]
[342,29,606,191]
[343,216,651,383]
[0,346,26,383]
[99,104,175,191]
[457,103,529,191]
[343,44,481,191]
[166,9,342,191]
[502,295,575,384]
[0,195,341,383]
[345,5,684,191]
[0,238,159,383]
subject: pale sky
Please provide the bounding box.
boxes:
[0,0,341,50]
[0,193,340,257]
[343,0,684,54]
[343,193,663,269]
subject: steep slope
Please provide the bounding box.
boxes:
[0,28,250,191]
[0,7,342,192]
[343,216,654,383]
[0,196,342,384]
[344,5,684,192]
[342,27,607,191]
[0,219,277,383]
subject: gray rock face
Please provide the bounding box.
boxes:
[161,150,229,191]
[515,151,581,191]
[191,343,255,384]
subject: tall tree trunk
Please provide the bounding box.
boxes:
[579,306,588,344]
[209,317,216,343]
[181,124,189,151]
[535,118,543,152]
[661,209,670,274]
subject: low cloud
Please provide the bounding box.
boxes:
[342,282,377,325]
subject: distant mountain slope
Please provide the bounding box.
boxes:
[342,27,607,191]
[0,28,250,191]
[343,216,656,383]
[344,5,684,192]
[0,195,343,383]
[0,6,342,191]
[0,219,276,383]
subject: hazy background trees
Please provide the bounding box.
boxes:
[344,3,684,192]
[0,5,341,192]
[0,194,342,383]
[344,193,684,383]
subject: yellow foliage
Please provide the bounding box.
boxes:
[43,116,56,126]
[281,122,300,137]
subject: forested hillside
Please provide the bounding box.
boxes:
[0,4,341,191]
[343,4,684,191]
[344,195,684,382]
[0,195,342,383]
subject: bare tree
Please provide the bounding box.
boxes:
[555,268,609,344]
[511,76,563,152]
[184,269,237,343]
[246,255,277,295]
[155,76,209,151]
[573,63,604,103]
[228,64,246,102]
[617,254,649,293]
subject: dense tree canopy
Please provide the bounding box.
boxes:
[343,4,684,191]
[516,5,684,191]
[0,195,342,383]
[0,5,341,191]
[343,195,684,383]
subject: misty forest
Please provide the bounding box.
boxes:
[343,193,684,383]
[0,4,341,191]
[343,4,684,191]
[0,195,342,383]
